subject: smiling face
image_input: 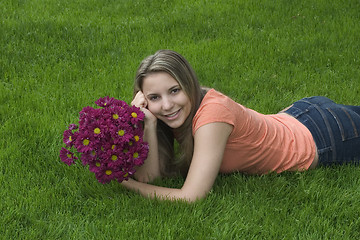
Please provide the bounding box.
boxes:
[142,72,192,129]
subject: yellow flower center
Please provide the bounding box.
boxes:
[69,136,72,141]
[111,145,116,150]
[67,154,72,158]
[94,128,101,134]
[131,112,137,118]
[124,173,128,177]
[105,170,112,175]
[91,150,96,156]
[134,135,140,142]
[83,139,90,146]
[123,149,128,153]
[113,114,119,119]
[111,155,118,161]
[128,141,133,146]
[133,152,139,158]
[118,130,125,136]
[95,162,101,167]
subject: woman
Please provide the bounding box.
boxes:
[121,49,360,202]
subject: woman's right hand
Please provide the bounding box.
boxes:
[131,91,157,124]
[131,91,161,182]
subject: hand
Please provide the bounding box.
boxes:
[131,91,157,124]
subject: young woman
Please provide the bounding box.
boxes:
[121,49,360,202]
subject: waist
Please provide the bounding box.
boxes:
[277,112,318,168]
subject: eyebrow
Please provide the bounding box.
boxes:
[169,85,180,91]
[145,84,180,98]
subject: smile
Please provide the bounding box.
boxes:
[164,109,181,119]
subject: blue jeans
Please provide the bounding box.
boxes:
[284,96,360,166]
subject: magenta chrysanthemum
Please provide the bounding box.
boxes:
[95,165,121,184]
[60,147,77,166]
[59,96,148,184]
[68,124,78,131]
[63,130,74,147]
[128,106,145,124]
[95,96,115,108]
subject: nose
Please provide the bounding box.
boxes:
[161,96,174,111]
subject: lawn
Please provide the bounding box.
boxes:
[1,0,360,239]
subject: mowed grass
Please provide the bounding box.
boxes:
[1,0,360,239]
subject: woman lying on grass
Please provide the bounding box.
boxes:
[121,49,360,202]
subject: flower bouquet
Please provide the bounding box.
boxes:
[60,96,149,184]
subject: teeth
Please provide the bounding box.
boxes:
[166,111,178,117]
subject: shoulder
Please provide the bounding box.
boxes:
[197,89,238,113]
[192,89,240,135]
[201,89,231,104]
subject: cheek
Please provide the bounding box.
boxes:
[180,95,192,114]
[185,101,192,115]
[147,102,160,114]
[180,94,191,107]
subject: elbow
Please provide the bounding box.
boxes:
[186,196,202,203]
[182,195,205,203]
[178,189,207,203]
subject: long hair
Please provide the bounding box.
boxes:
[134,50,207,177]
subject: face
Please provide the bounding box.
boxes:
[142,72,192,129]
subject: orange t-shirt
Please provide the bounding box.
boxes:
[192,89,316,175]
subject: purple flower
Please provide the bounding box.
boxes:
[135,144,149,166]
[95,165,119,184]
[68,124,78,130]
[74,132,94,153]
[113,99,128,108]
[59,147,77,166]
[107,150,127,168]
[79,106,100,127]
[63,130,75,147]
[95,96,115,108]
[89,160,104,174]
[128,106,145,124]
[60,96,149,183]
[107,106,128,124]
[117,167,135,182]
[80,150,97,165]
[88,120,107,139]
[110,123,133,144]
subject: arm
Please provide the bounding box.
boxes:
[121,122,233,202]
[131,91,161,182]
[133,120,161,182]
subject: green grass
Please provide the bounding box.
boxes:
[1,0,360,239]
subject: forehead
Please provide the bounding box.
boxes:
[142,72,179,93]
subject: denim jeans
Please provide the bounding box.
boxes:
[284,96,360,166]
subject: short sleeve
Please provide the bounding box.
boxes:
[192,102,236,135]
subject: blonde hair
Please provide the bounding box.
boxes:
[134,50,207,177]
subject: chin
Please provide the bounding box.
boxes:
[163,120,184,129]
[167,123,182,129]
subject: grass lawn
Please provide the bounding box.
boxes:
[1,0,360,239]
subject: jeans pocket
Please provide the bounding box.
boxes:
[326,107,360,141]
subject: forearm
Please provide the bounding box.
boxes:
[121,178,194,202]
[134,121,161,181]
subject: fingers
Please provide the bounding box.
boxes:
[140,105,158,124]
[131,91,147,108]
[132,91,157,123]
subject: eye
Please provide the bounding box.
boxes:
[171,88,180,94]
[148,95,159,101]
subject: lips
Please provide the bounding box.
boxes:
[164,109,180,120]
